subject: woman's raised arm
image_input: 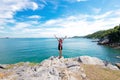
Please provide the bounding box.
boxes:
[62,36,67,40]
[54,35,59,41]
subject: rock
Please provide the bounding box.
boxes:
[1,56,119,80]
[79,56,104,65]
[115,63,120,69]
[81,73,86,79]
[98,36,109,45]
[106,63,119,70]
[0,65,5,69]
[65,61,80,68]
[49,67,59,76]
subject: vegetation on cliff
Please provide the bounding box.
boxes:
[85,24,120,43]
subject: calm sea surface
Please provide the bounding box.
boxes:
[0,38,120,64]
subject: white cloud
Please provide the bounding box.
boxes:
[64,0,87,3]
[11,22,31,31]
[36,9,120,37]
[1,7,120,38]
[0,0,39,19]
[40,0,47,5]
[0,0,40,29]
[77,0,87,2]
[31,2,38,10]
[46,0,59,10]
[0,26,4,30]
[28,15,41,19]
[92,8,101,14]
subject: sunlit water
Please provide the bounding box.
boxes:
[0,38,120,64]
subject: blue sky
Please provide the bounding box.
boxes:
[0,0,120,38]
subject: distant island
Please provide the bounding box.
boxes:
[73,24,120,49]
[0,37,10,39]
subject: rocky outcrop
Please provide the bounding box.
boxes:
[78,56,104,65]
[97,36,120,49]
[0,57,88,80]
[115,63,120,69]
[98,36,109,45]
[0,65,5,69]
[105,63,119,70]
[78,56,119,70]
[0,56,119,80]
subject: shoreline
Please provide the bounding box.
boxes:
[0,56,119,70]
[0,55,119,64]
[0,55,119,65]
[98,42,120,49]
[107,43,120,49]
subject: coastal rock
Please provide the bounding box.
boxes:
[0,56,87,80]
[0,56,119,80]
[79,56,104,65]
[98,36,109,45]
[0,65,5,69]
[115,63,120,69]
[106,63,119,70]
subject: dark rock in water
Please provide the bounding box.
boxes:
[91,39,99,42]
[92,40,99,42]
[0,65,5,69]
[115,63,120,69]
[97,36,120,49]
[98,36,109,45]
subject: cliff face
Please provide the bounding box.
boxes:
[0,56,120,80]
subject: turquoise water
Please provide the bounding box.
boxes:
[0,38,120,64]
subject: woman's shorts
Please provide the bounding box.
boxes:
[58,45,62,50]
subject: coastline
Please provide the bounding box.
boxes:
[0,56,120,80]
[107,43,120,49]
[98,41,120,49]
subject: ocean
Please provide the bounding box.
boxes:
[0,38,120,64]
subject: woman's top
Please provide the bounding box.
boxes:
[58,39,63,47]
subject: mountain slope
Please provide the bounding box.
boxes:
[85,24,120,43]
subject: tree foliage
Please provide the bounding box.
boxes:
[85,24,120,42]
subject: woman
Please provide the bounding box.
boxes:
[54,35,67,59]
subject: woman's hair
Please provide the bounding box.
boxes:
[59,38,63,43]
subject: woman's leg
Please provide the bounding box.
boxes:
[60,50,62,58]
[58,46,62,59]
[59,50,62,59]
